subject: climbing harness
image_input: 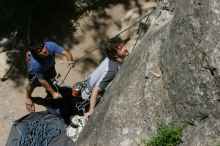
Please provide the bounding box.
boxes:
[75,94,102,113]
[71,82,84,97]
[71,81,89,113]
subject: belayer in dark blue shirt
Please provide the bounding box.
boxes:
[25,40,75,112]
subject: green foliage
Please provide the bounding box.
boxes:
[214,141,220,146]
[145,123,183,146]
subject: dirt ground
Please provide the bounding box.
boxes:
[0,1,156,145]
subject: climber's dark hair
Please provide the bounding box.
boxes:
[104,36,123,60]
[28,39,45,57]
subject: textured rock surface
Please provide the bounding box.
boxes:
[76,0,220,146]
[161,0,220,145]
[0,51,19,80]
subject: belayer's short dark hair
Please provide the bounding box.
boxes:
[29,39,45,57]
[104,36,123,60]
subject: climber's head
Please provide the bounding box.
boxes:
[104,37,129,62]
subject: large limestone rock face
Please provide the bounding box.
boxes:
[76,0,220,145]
[161,0,220,145]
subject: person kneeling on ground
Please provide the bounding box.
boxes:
[25,40,75,112]
[81,37,129,120]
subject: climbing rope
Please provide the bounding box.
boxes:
[132,10,153,50]
[59,10,154,85]
[59,67,72,86]
[18,120,61,146]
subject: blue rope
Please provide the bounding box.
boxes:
[17,120,61,146]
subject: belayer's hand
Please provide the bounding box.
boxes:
[52,92,62,99]
[68,61,75,68]
[25,97,35,112]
